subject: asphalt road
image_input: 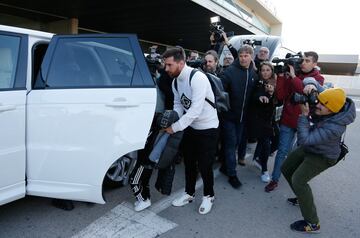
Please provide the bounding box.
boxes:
[1,97,359,238]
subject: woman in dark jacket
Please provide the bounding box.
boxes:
[249,62,278,182]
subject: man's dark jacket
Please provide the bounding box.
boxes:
[220,59,258,122]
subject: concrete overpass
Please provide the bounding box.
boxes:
[318,54,359,76]
[0,0,281,53]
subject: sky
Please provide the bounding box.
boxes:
[270,0,360,55]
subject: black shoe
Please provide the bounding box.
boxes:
[238,158,246,166]
[219,166,227,176]
[287,197,299,206]
[228,176,242,189]
[290,220,320,233]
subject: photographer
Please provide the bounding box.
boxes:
[281,88,356,233]
[210,32,237,59]
[265,51,325,192]
[203,50,222,76]
[187,50,200,61]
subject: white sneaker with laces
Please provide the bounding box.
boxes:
[172,193,195,207]
[261,171,271,183]
[199,195,214,215]
[134,199,151,212]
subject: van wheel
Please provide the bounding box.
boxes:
[104,154,136,188]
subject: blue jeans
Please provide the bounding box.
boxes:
[271,125,296,182]
[149,132,170,163]
[222,119,246,177]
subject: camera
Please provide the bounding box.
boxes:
[186,58,205,69]
[145,46,162,77]
[272,52,303,74]
[209,23,226,43]
[243,39,262,49]
[209,16,234,43]
[292,89,319,105]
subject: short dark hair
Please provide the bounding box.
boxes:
[205,50,219,62]
[304,51,319,63]
[162,47,186,62]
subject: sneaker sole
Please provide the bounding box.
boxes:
[287,201,299,206]
[291,228,321,234]
[172,199,194,207]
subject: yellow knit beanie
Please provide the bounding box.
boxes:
[317,88,346,113]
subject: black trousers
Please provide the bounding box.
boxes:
[130,161,153,201]
[182,127,219,197]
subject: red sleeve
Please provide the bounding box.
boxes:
[275,74,288,101]
[291,76,305,94]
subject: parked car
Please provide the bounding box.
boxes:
[0,24,156,206]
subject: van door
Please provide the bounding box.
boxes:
[0,32,27,205]
[26,34,156,203]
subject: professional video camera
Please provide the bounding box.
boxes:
[243,39,262,49]
[272,52,303,74]
[291,89,319,105]
[186,58,205,69]
[145,46,162,77]
[209,16,234,43]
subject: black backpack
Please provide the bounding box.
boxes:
[174,69,230,113]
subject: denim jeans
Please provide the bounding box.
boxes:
[149,132,170,163]
[222,119,246,177]
[271,125,296,182]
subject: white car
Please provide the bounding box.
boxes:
[0,25,156,206]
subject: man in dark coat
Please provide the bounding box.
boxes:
[220,45,258,188]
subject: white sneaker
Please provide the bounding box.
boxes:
[261,171,271,183]
[172,193,195,207]
[253,159,262,171]
[134,199,151,212]
[199,195,214,215]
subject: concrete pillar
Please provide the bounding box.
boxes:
[46,18,78,34]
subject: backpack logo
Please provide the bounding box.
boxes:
[180,93,192,109]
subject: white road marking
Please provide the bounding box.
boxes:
[72,202,177,238]
[72,163,225,238]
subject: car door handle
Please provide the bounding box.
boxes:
[106,98,139,108]
[0,105,16,112]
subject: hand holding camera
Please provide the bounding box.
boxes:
[286,65,296,79]
[300,103,310,116]
[303,84,317,95]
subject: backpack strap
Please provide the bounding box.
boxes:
[174,68,199,92]
[190,69,215,108]
[189,68,199,86]
[205,98,216,109]
[174,68,216,109]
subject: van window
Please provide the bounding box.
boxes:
[45,37,137,88]
[0,35,20,89]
